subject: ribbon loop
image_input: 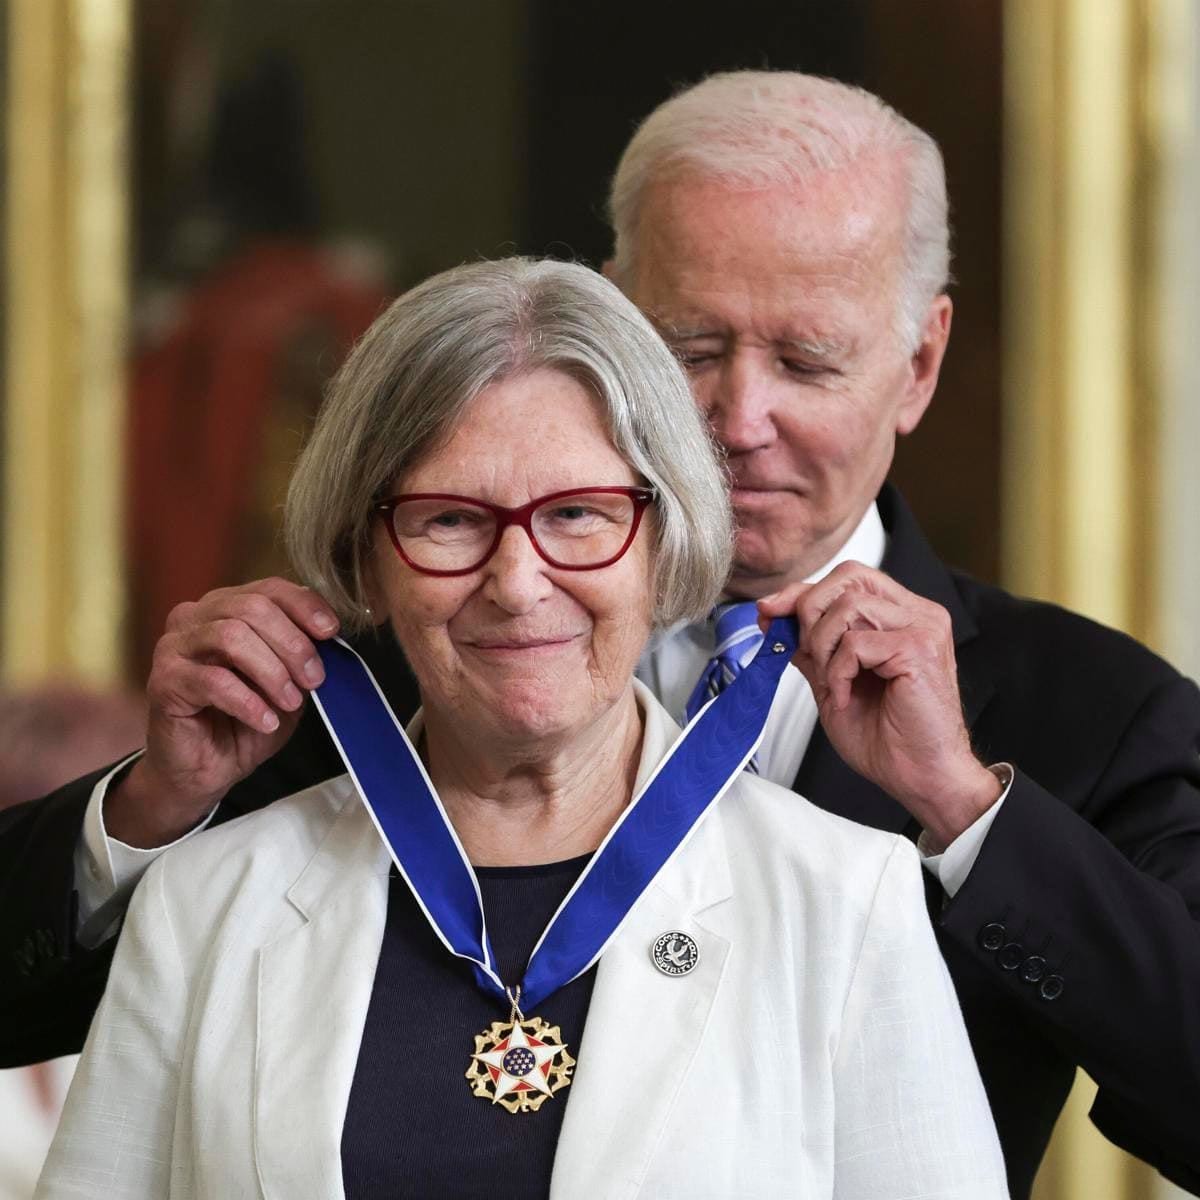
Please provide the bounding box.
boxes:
[311,616,798,1011]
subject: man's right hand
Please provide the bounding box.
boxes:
[106,578,341,848]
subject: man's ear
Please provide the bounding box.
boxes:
[896,294,952,436]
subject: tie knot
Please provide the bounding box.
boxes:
[682,599,768,730]
[712,601,763,665]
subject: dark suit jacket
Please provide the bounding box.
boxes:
[4,486,1199,1198]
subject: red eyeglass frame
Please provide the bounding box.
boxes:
[373,485,656,577]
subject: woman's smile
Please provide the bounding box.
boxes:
[462,633,583,655]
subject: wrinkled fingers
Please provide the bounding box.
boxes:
[148,636,285,734]
[803,591,913,675]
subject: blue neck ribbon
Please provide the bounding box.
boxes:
[311,617,797,1013]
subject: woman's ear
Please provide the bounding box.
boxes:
[360,554,389,627]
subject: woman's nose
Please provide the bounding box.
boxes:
[482,524,554,613]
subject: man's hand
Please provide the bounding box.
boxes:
[106,578,340,849]
[759,561,1001,850]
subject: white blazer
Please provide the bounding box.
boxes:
[38,685,1009,1199]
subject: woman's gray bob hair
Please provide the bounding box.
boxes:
[285,257,732,632]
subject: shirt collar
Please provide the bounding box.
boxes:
[660,501,888,654]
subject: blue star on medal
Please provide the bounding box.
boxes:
[466,990,575,1113]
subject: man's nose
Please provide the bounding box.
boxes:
[703,356,776,454]
[482,524,554,613]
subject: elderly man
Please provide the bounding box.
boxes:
[606,72,1200,1197]
[4,72,1199,1198]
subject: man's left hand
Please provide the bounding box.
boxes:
[759,561,1002,850]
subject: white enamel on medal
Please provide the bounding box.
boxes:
[466,1014,575,1114]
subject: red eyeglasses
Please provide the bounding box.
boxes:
[374,485,656,577]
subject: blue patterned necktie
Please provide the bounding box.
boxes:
[685,602,766,772]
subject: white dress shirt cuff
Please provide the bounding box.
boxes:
[74,751,220,946]
[918,763,1015,898]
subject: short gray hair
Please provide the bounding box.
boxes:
[285,257,732,632]
[608,70,951,351]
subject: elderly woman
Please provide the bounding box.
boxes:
[38,259,1007,1199]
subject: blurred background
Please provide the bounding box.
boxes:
[0,1,1196,1197]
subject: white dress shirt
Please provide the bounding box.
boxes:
[75,502,1009,929]
[637,503,888,789]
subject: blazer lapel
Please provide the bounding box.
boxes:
[550,810,734,1200]
[253,792,391,1200]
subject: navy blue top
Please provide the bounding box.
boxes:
[342,855,597,1199]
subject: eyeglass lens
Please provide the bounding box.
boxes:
[389,492,640,571]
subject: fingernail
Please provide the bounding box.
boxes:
[282,682,302,708]
[303,657,325,686]
[262,711,280,732]
[313,612,336,633]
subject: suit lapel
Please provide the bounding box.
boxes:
[879,487,997,737]
[875,486,978,645]
[793,726,914,834]
[791,486,995,838]
[550,811,734,1199]
[253,793,391,1200]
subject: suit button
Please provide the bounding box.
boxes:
[1039,974,1065,1001]
[1020,955,1047,983]
[998,942,1024,970]
[978,922,1006,952]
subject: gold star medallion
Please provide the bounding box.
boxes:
[466,1013,575,1113]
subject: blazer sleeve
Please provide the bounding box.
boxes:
[833,837,1010,1200]
[0,699,348,1068]
[938,672,1200,1193]
[0,767,118,1067]
[35,855,187,1199]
